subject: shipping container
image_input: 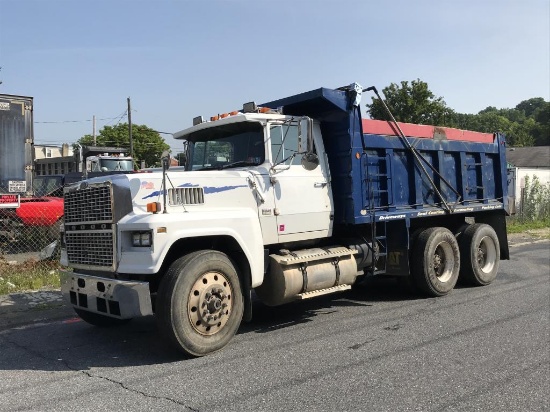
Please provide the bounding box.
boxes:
[0,94,34,194]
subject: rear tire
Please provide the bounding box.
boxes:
[74,308,131,327]
[156,250,244,357]
[411,227,460,297]
[459,224,500,286]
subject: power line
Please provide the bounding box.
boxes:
[35,116,121,124]
[100,110,128,128]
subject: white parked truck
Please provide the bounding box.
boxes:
[60,83,510,356]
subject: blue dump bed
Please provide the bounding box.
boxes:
[265,86,508,226]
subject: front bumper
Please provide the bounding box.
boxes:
[60,271,153,319]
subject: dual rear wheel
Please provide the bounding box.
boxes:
[411,224,500,297]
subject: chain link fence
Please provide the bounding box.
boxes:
[0,182,63,294]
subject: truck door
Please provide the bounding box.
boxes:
[268,120,333,242]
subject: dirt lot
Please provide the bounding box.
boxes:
[507,227,550,245]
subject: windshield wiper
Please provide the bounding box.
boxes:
[196,161,258,171]
[196,165,220,171]
[218,160,258,170]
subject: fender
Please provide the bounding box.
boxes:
[117,208,265,287]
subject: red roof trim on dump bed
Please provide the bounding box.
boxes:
[362,119,495,143]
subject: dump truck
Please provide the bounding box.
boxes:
[60,83,509,356]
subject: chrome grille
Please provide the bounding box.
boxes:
[168,187,204,205]
[66,231,114,268]
[64,185,113,224]
[64,182,115,269]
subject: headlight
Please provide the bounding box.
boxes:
[132,231,152,247]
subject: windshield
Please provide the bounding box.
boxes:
[187,122,265,170]
[98,159,134,171]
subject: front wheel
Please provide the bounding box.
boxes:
[411,227,460,297]
[156,250,244,357]
[459,224,500,286]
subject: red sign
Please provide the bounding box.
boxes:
[0,194,20,208]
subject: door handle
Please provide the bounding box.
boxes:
[314,181,328,187]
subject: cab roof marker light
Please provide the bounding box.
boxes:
[193,116,206,126]
[209,111,240,121]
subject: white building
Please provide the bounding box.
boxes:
[34,143,74,175]
[506,146,550,214]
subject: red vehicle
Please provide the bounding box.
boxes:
[0,176,64,243]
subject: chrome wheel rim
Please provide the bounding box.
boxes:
[433,241,454,283]
[188,271,233,336]
[477,236,497,274]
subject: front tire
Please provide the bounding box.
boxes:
[411,227,460,297]
[459,224,500,286]
[156,250,244,357]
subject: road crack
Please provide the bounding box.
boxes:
[0,334,199,411]
[74,367,199,411]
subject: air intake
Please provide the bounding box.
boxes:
[168,187,205,205]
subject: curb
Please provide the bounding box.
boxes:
[508,238,550,248]
[0,290,64,314]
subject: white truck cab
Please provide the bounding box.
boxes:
[60,104,349,357]
[175,110,334,245]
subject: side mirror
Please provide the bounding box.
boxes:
[179,153,187,167]
[299,117,315,153]
[306,118,314,153]
[300,117,318,170]
[301,152,319,171]
[161,150,171,170]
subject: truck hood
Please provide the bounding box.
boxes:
[127,168,266,213]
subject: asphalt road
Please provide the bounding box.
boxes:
[0,242,548,412]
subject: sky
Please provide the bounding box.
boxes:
[0,0,549,155]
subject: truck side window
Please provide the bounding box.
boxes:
[270,123,302,165]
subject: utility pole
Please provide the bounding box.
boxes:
[93,115,96,145]
[127,97,133,160]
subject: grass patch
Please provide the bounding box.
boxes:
[0,258,61,295]
[507,218,550,234]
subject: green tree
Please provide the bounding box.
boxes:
[366,79,455,126]
[515,97,546,117]
[467,102,543,146]
[367,78,548,147]
[78,123,170,168]
[455,111,534,147]
[532,102,550,145]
